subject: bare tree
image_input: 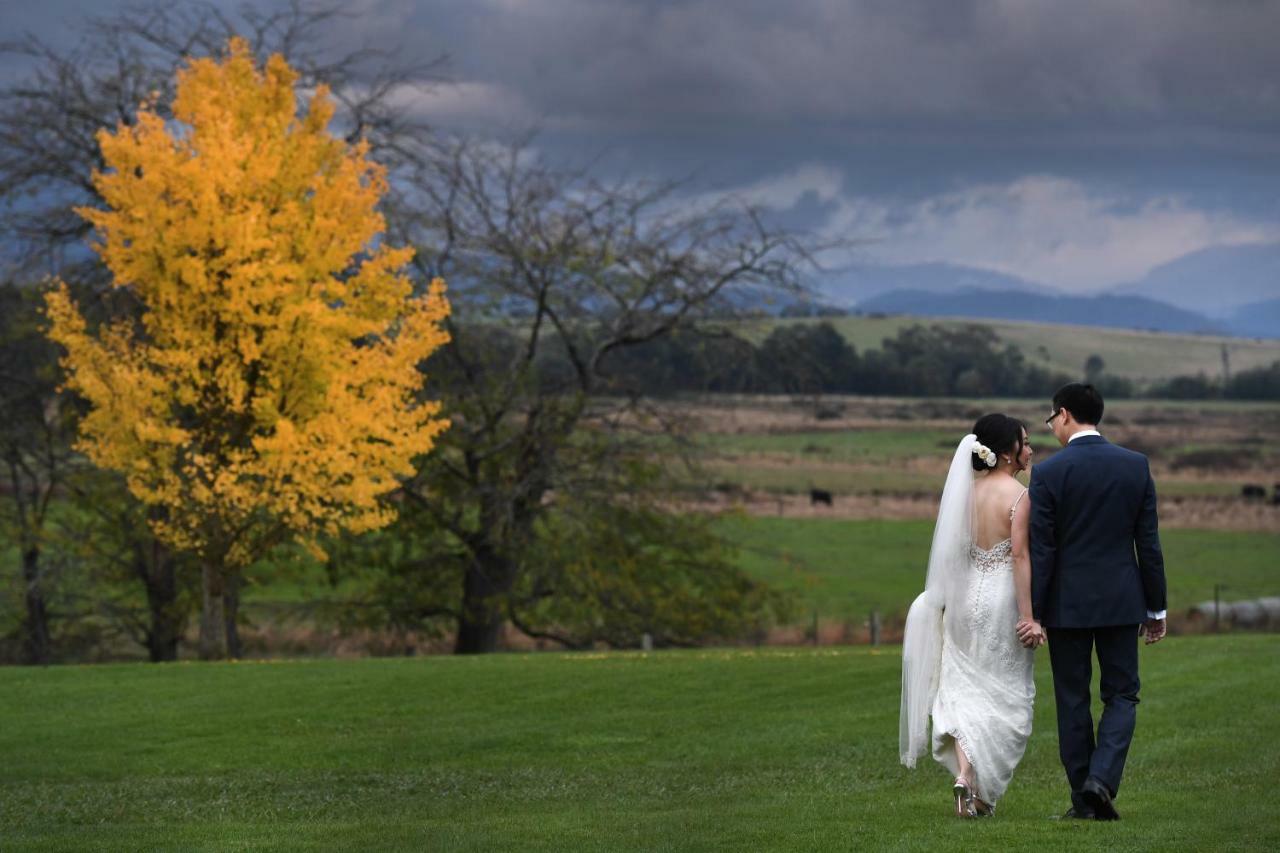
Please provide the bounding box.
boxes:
[385,138,812,653]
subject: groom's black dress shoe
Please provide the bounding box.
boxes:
[1081,777,1120,821]
[1059,807,1096,820]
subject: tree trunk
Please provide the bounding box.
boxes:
[223,573,242,660]
[21,546,51,665]
[142,547,181,663]
[198,560,226,660]
[454,550,515,654]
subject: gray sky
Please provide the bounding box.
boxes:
[6,0,1280,293]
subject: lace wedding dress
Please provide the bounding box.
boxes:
[930,534,1035,806]
[900,435,1035,809]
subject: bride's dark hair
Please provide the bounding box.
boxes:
[971,413,1027,471]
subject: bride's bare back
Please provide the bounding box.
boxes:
[973,473,1027,551]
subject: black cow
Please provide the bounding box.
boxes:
[1242,484,1267,500]
[810,488,833,507]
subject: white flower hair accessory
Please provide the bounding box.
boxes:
[972,442,996,467]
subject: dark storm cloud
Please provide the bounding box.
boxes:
[381,0,1280,136]
[5,0,1280,292]
[6,1,1280,138]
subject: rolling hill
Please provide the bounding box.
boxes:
[753,313,1280,382]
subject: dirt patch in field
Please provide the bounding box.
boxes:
[660,395,1279,442]
[666,395,1280,530]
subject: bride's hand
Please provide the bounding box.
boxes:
[1016,618,1046,648]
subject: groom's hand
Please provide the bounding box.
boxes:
[1016,618,1044,648]
[1140,618,1167,645]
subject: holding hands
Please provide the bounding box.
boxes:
[1015,618,1047,649]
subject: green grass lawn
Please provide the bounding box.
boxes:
[1,637,1276,850]
[723,517,1280,622]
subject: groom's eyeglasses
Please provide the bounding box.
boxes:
[1045,409,1061,426]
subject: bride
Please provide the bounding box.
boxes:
[900,414,1046,817]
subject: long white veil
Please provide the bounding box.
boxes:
[900,434,976,767]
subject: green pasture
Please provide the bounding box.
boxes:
[723,517,1280,622]
[993,321,1280,382]
[701,459,945,497]
[747,315,1280,381]
[235,518,1279,627]
[702,428,957,460]
[1,636,1276,850]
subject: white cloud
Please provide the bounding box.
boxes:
[815,175,1280,290]
[378,80,544,130]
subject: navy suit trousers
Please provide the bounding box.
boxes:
[1046,624,1141,802]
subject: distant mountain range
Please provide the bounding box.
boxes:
[1226,298,1280,339]
[1115,243,1280,319]
[855,288,1226,335]
[818,262,1056,305]
[810,243,1280,339]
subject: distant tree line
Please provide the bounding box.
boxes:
[599,322,1077,398]
[597,322,1280,401]
[1145,362,1280,401]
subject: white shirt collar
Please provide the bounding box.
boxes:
[1067,429,1101,443]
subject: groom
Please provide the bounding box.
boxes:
[1017,383,1167,821]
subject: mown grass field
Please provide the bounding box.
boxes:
[724,517,1280,622]
[1,636,1276,851]
[749,315,1280,381]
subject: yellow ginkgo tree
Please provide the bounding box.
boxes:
[44,38,451,659]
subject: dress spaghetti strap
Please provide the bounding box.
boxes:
[1009,488,1027,521]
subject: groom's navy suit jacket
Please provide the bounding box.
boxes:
[1028,435,1167,628]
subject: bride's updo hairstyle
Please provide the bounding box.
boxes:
[971,413,1026,472]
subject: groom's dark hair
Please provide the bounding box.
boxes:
[1053,382,1104,426]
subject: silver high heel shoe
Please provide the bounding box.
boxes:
[952,777,976,817]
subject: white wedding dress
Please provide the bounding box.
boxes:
[930,533,1035,805]
[900,436,1035,808]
